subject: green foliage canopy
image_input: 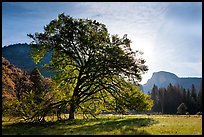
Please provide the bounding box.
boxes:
[28,13,151,119]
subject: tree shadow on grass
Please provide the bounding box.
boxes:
[65,117,159,135]
[2,117,158,135]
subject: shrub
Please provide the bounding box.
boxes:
[177,103,187,115]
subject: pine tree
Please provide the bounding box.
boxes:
[181,88,187,105]
[150,84,159,112]
[197,81,202,112]
[158,88,165,114]
[190,84,197,114]
[190,84,197,102]
[30,67,44,103]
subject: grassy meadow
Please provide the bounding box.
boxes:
[2,114,202,135]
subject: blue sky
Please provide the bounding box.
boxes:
[2,2,202,84]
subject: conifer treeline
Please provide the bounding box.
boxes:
[149,82,202,114]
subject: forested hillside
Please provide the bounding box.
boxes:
[2,43,53,77]
[2,57,31,100]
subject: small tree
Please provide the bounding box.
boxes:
[6,68,54,122]
[177,103,187,115]
[30,67,44,96]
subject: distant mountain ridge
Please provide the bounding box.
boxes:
[2,43,53,77]
[2,44,202,94]
[142,71,202,94]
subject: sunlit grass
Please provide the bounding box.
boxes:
[2,114,202,135]
[141,115,202,135]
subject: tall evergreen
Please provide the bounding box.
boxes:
[197,81,202,112]
[150,84,159,112]
[190,84,197,102]
[158,88,165,114]
[150,82,200,114]
[30,67,44,102]
[190,84,197,114]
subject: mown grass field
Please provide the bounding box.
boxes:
[2,114,202,135]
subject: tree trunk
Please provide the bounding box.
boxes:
[69,103,75,120]
[68,69,82,120]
